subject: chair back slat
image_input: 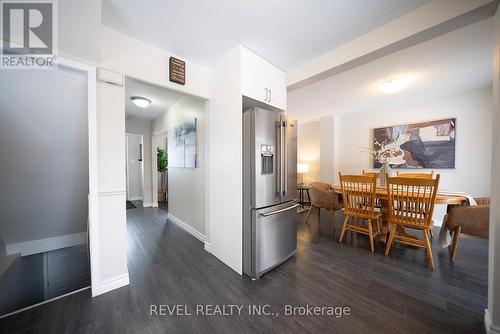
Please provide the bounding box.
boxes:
[386,175,440,228]
[339,174,377,218]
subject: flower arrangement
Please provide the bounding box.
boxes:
[363,140,399,166]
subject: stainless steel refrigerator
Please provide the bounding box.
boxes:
[243,107,299,279]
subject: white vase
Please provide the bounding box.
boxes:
[379,163,391,187]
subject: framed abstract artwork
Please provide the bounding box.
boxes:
[168,118,197,168]
[373,118,456,169]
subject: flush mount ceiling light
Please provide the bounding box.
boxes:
[378,77,413,94]
[130,96,152,108]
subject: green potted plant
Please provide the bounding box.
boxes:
[157,147,168,202]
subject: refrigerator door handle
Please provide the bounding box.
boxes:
[275,121,281,196]
[260,203,300,217]
[282,120,287,196]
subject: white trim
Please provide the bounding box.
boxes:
[152,202,159,208]
[127,196,143,201]
[55,57,99,299]
[167,213,206,243]
[98,190,127,197]
[485,309,500,334]
[204,242,211,253]
[125,135,130,200]
[0,286,90,320]
[96,274,130,296]
[6,233,87,256]
[204,100,211,254]
[142,202,154,207]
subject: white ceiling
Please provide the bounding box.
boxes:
[102,0,431,70]
[287,18,494,123]
[125,77,183,121]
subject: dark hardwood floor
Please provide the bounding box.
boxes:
[0,206,488,334]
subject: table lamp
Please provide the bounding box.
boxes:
[297,163,309,187]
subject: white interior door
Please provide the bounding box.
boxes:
[126,134,144,201]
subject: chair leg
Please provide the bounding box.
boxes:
[368,220,374,253]
[339,216,349,242]
[423,230,435,270]
[450,226,461,262]
[384,224,396,255]
[304,206,313,224]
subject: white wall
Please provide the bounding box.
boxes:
[152,96,207,236]
[320,115,335,184]
[487,5,500,333]
[95,81,129,294]
[125,119,153,206]
[59,0,102,63]
[101,26,210,99]
[207,47,243,274]
[336,87,492,197]
[298,121,321,184]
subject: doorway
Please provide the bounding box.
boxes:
[125,134,144,208]
[153,132,168,212]
[123,75,208,255]
[0,61,94,317]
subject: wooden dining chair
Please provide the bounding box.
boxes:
[396,171,435,179]
[362,170,383,208]
[338,173,381,253]
[362,170,380,179]
[384,175,440,269]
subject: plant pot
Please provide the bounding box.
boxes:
[158,191,166,203]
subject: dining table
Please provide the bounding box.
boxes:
[331,185,468,242]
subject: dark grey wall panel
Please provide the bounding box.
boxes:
[0,254,45,315]
[0,67,89,246]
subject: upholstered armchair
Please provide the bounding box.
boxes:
[446,197,490,262]
[305,182,344,235]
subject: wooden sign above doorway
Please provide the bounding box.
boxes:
[169,57,186,85]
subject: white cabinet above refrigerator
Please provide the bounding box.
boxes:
[241,47,287,111]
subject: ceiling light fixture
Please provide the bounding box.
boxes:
[378,77,412,94]
[130,96,152,108]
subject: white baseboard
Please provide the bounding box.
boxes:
[127,196,143,201]
[167,213,206,243]
[485,309,500,334]
[6,232,87,256]
[142,202,154,207]
[204,242,211,253]
[152,202,158,208]
[94,273,130,297]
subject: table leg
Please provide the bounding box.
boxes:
[379,199,389,243]
[379,199,418,244]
